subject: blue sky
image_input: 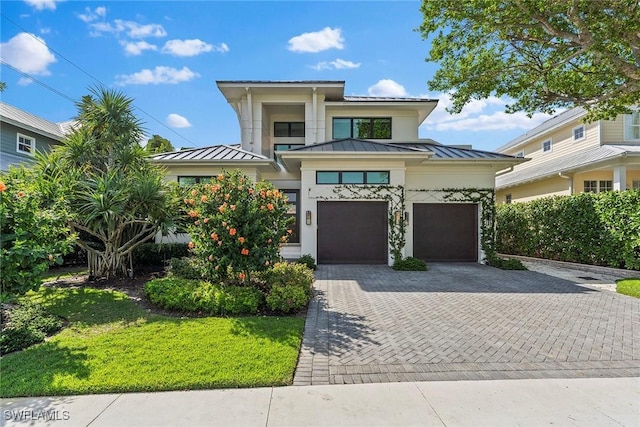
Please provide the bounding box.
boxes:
[1,0,554,152]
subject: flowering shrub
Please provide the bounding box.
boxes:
[0,169,75,299]
[184,170,293,283]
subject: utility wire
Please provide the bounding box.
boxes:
[0,13,198,147]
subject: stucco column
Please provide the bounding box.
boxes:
[613,165,627,191]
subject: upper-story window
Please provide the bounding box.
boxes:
[623,109,640,140]
[573,125,585,141]
[515,151,524,158]
[542,139,552,153]
[17,133,35,155]
[274,144,305,151]
[274,122,305,137]
[333,118,391,139]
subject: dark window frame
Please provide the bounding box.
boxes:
[177,176,214,185]
[282,190,300,244]
[332,117,392,139]
[274,144,305,151]
[316,171,390,185]
[274,122,305,137]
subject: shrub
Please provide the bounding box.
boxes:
[266,285,309,314]
[486,256,527,270]
[133,243,190,266]
[295,254,317,270]
[144,277,263,315]
[393,257,428,271]
[262,262,314,298]
[496,191,640,270]
[0,301,63,354]
[167,257,203,280]
[184,170,293,283]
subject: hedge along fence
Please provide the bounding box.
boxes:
[496,190,640,270]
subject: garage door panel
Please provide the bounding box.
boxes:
[318,202,388,264]
[413,203,477,262]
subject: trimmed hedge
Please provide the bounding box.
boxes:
[393,257,428,271]
[496,191,640,270]
[1,301,63,354]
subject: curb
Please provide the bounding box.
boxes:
[498,254,640,279]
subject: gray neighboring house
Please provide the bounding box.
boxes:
[0,102,73,171]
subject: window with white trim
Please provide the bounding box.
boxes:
[505,194,512,204]
[623,109,640,141]
[573,125,585,141]
[633,180,640,190]
[542,139,552,153]
[584,180,613,193]
[17,133,35,155]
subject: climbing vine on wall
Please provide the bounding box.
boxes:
[310,185,496,263]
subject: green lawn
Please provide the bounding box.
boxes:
[40,266,89,283]
[0,286,304,397]
[617,279,640,298]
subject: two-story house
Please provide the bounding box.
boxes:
[0,101,72,171]
[495,107,640,203]
[151,80,524,265]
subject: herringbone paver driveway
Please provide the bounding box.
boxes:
[294,264,640,385]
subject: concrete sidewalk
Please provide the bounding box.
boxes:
[2,377,638,426]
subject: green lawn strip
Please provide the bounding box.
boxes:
[616,279,640,298]
[1,287,304,397]
[40,267,89,283]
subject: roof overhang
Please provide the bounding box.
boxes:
[216,80,346,103]
[151,158,280,172]
[325,100,438,124]
[277,151,434,172]
[0,116,65,142]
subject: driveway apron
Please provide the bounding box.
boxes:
[293,264,640,385]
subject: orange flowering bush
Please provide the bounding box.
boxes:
[0,168,75,299]
[185,170,292,283]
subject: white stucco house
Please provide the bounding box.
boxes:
[151,80,525,265]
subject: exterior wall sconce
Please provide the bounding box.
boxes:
[404,211,410,226]
[394,210,402,225]
[306,210,312,225]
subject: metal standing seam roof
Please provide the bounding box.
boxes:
[342,96,438,102]
[496,144,640,189]
[0,101,68,140]
[286,138,425,153]
[150,144,271,162]
[394,142,517,160]
[495,107,587,152]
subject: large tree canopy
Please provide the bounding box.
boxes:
[419,0,640,120]
[145,134,174,154]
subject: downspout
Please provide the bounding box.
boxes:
[245,87,253,150]
[312,87,317,145]
[558,172,573,194]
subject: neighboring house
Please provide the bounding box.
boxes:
[495,107,640,203]
[0,102,72,171]
[151,80,524,265]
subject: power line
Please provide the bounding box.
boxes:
[0,13,198,147]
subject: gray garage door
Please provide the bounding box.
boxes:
[413,203,478,262]
[317,201,388,264]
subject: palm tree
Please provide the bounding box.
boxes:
[40,87,175,279]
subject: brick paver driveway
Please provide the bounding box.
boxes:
[294,264,640,385]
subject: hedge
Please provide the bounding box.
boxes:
[496,190,640,270]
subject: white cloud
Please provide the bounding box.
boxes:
[288,27,344,53]
[121,40,157,56]
[91,19,166,38]
[422,92,556,131]
[161,39,228,57]
[24,0,60,11]
[40,27,51,34]
[367,79,408,97]
[18,77,34,86]
[0,33,56,76]
[312,58,360,71]
[166,113,192,128]
[115,66,199,86]
[78,6,107,23]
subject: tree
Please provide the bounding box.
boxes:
[185,170,292,284]
[419,0,640,120]
[0,166,75,299]
[145,134,174,154]
[40,87,175,279]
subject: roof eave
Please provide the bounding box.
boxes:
[151,158,279,171]
[0,116,65,141]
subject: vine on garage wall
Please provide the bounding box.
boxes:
[310,185,406,261]
[310,185,496,262]
[408,188,496,260]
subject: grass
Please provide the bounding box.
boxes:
[0,286,305,397]
[616,279,640,298]
[40,266,89,283]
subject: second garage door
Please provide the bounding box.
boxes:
[317,201,388,264]
[413,203,478,262]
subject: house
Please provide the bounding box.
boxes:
[151,80,524,265]
[0,102,72,171]
[495,107,640,203]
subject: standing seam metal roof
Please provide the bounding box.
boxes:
[0,102,68,139]
[393,142,516,160]
[150,144,270,161]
